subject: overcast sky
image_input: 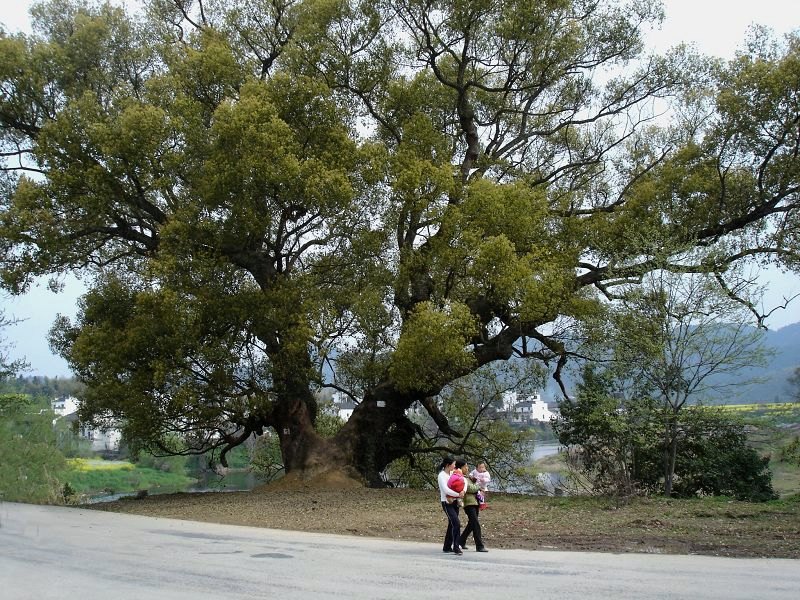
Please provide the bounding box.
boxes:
[2,1,800,376]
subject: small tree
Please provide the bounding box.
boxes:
[554,366,662,497]
[385,362,538,490]
[555,366,776,501]
[788,367,800,403]
[610,272,769,496]
[671,407,775,502]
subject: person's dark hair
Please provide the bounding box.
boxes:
[438,456,455,472]
[455,459,467,469]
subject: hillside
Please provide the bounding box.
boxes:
[539,322,800,404]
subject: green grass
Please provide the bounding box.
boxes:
[66,458,196,496]
[721,403,800,423]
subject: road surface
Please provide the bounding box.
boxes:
[1,502,797,599]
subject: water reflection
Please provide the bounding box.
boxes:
[531,442,561,461]
[503,442,566,496]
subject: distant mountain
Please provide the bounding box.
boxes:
[726,322,800,403]
[537,322,800,405]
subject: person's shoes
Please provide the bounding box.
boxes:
[454,549,463,555]
[443,548,453,553]
[476,547,488,553]
[460,544,468,550]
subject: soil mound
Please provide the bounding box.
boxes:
[253,469,365,492]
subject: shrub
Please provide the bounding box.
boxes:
[555,368,776,501]
[0,396,68,503]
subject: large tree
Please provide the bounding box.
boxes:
[1,0,798,484]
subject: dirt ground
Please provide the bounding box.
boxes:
[87,471,800,558]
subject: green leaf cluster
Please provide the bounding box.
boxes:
[390,301,477,392]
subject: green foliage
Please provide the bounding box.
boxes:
[390,301,477,393]
[53,417,94,458]
[0,395,68,503]
[315,408,346,439]
[780,437,800,467]
[65,459,195,495]
[554,366,662,496]
[1,310,70,502]
[250,432,284,482]
[2,2,799,481]
[671,408,776,502]
[135,451,190,475]
[555,366,777,501]
[0,376,84,399]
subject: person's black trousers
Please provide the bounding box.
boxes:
[459,505,484,550]
[441,501,461,552]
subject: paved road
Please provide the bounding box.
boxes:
[1,502,797,599]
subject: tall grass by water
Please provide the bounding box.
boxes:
[66,458,196,497]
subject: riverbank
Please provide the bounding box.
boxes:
[90,482,800,558]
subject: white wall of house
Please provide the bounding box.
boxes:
[51,395,122,452]
[329,391,357,421]
[51,395,78,416]
[511,392,555,424]
[528,394,554,421]
[501,390,518,413]
[88,428,122,452]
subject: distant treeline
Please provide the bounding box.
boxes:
[1,375,84,400]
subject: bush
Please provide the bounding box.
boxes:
[0,396,68,503]
[250,432,284,481]
[135,451,189,475]
[555,367,776,501]
[670,409,776,502]
[554,368,662,496]
[780,437,800,466]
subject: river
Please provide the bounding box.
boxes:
[89,444,565,503]
[531,441,562,461]
[86,469,266,504]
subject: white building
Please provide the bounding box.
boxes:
[329,391,358,421]
[51,395,78,416]
[503,391,556,425]
[51,395,122,452]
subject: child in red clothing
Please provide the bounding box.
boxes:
[447,470,465,506]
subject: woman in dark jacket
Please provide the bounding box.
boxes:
[458,461,488,552]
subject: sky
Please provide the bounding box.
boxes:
[1,1,799,376]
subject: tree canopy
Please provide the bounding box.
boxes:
[1,0,798,483]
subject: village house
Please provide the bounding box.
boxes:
[51,395,122,453]
[501,391,557,426]
[329,392,359,421]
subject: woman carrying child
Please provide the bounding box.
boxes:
[458,461,488,552]
[437,456,465,555]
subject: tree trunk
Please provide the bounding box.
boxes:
[262,313,424,485]
[265,334,354,478]
[333,384,418,486]
[663,413,679,497]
